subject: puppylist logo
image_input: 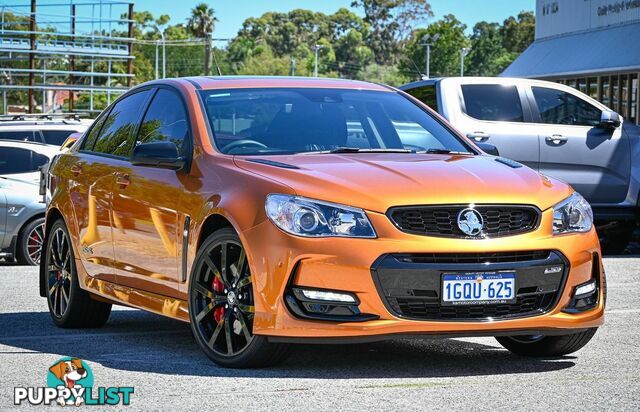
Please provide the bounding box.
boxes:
[14,357,134,406]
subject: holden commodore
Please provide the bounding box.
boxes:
[40,77,604,368]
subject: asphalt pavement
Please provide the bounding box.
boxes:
[0,258,638,411]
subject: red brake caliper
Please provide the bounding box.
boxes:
[212,276,225,323]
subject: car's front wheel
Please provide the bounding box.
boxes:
[188,227,290,368]
[496,328,598,357]
[44,219,112,328]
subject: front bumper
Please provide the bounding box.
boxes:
[242,208,605,340]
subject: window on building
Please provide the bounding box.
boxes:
[136,89,189,154]
[631,74,638,123]
[577,78,587,95]
[621,75,629,118]
[91,90,151,157]
[532,86,602,127]
[611,76,619,112]
[588,78,598,100]
[601,77,610,108]
[461,84,524,122]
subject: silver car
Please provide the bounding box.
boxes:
[0,176,45,265]
[401,77,640,253]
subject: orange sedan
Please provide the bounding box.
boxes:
[40,77,604,368]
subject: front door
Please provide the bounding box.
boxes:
[456,83,540,170]
[111,88,191,295]
[529,85,631,204]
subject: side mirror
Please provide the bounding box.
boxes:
[599,110,621,129]
[476,142,500,156]
[131,141,186,170]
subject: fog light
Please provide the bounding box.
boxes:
[300,289,356,303]
[574,279,596,297]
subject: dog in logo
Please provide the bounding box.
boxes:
[49,358,87,406]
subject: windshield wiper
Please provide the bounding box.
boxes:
[423,148,474,155]
[311,147,415,154]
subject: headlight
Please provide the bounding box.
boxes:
[553,192,593,234]
[265,194,376,238]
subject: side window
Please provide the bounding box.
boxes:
[0,130,37,142]
[41,130,78,146]
[92,90,151,157]
[82,113,108,151]
[136,89,189,153]
[405,85,438,112]
[532,87,602,126]
[0,148,46,174]
[461,84,524,122]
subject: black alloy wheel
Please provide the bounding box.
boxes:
[189,228,290,368]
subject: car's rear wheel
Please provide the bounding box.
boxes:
[45,219,112,328]
[496,328,598,357]
[17,217,45,266]
[189,227,290,368]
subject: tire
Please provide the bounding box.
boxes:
[496,328,598,357]
[44,219,112,328]
[17,217,45,266]
[188,227,291,368]
[600,224,635,255]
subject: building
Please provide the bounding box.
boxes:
[502,0,640,125]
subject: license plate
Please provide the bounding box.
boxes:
[442,272,516,305]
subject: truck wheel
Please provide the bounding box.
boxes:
[496,328,598,357]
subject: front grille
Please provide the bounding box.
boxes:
[391,291,557,320]
[396,250,551,265]
[388,205,540,238]
[371,251,567,321]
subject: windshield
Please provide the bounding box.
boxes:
[200,88,473,155]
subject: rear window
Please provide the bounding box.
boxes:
[405,85,438,112]
[461,84,524,122]
[0,130,38,142]
[41,130,78,146]
[0,147,49,174]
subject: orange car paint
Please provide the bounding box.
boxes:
[45,77,604,339]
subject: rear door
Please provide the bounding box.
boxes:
[528,85,630,204]
[454,83,540,170]
[68,90,152,281]
[0,184,6,247]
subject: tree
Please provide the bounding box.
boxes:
[500,11,535,53]
[465,21,512,76]
[403,14,469,79]
[186,3,218,37]
[351,0,433,64]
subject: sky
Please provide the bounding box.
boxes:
[130,0,535,40]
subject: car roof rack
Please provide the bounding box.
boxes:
[0,113,85,122]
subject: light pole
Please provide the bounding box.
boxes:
[460,47,470,77]
[419,33,440,78]
[148,24,166,79]
[314,44,324,77]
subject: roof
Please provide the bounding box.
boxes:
[178,76,392,92]
[501,22,640,78]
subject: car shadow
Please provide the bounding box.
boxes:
[0,310,576,379]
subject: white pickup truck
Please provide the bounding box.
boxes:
[401,77,640,253]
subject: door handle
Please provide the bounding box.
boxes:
[545,135,568,145]
[70,165,82,176]
[466,131,490,142]
[115,173,130,188]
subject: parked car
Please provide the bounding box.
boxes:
[400,77,640,253]
[0,114,92,146]
[41,77,604,368]
[0,140,59,185]
[0,176,45,266]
